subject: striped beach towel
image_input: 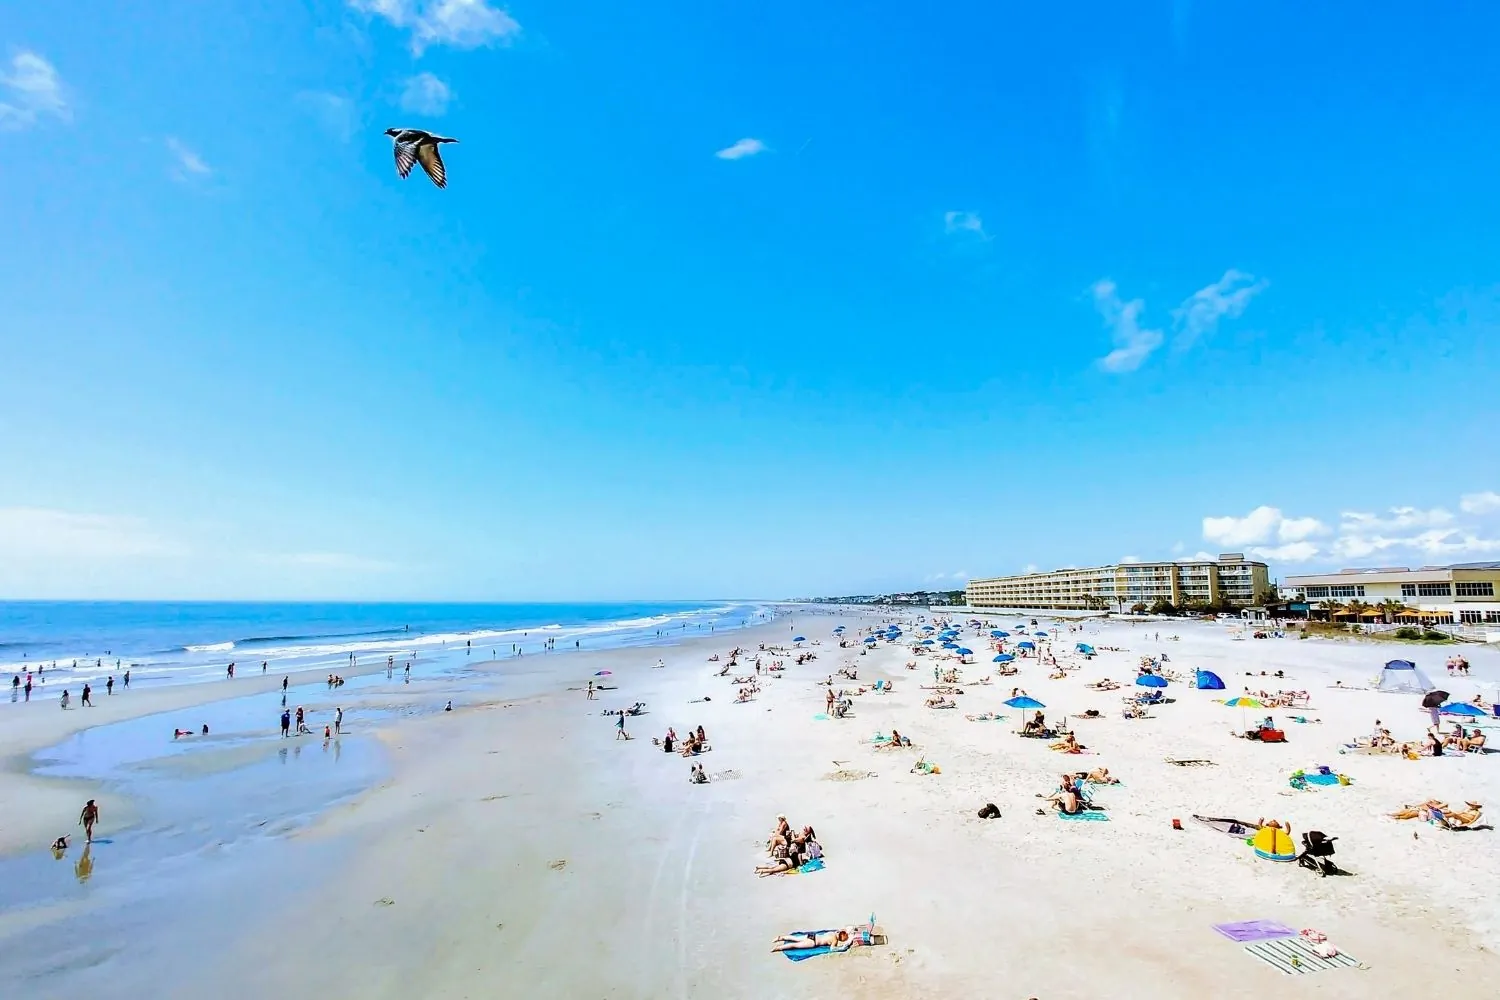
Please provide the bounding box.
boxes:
[1244,936,1363,975]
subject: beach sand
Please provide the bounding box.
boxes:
[2,610,1498,998]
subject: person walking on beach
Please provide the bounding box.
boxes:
[106,676,114,696]
[616,713,629,740]
[79,799,100,843]
[23,674,31,701]
[587,680,595,700]
[81,683,93,707]
[335,707,343,734]
[280,709,291,738]
[404,663,410,683]
[282,676,289,693]
[123,670,130,688]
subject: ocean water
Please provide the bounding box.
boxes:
[0,600,769,695]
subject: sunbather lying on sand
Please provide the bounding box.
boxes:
[925,696,956,709]
[1050,733,1084,753]
[1078,767,1118,784]
[966,712,1002,721]
[771,926,866,953]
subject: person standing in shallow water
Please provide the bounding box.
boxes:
[79,799,100,843]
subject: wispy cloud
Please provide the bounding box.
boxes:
[349,0,521,55]
[400,71,452,116]
[1172,269,1267,349]
[1092,279,1163,373]
[943,211,987,238]
[1461,491,1500,515]
[166,137,212,182]
[251,551,396,573]
[715,137,766,160]
[0,50,69,130]
[297,91,360,142]
[0,508,185,560]
[1094,270,1264,373]
[1200,497,1500,565]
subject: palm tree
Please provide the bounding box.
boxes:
[1318,600,1343,622]
[1377,599,1407,624]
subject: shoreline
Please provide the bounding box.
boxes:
[4,608,1497,997]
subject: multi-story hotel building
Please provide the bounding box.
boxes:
[1283,562,1500,625]
[965,554,1270,612]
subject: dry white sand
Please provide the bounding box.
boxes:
[6,611,1500,998]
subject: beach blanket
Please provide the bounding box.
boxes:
[1244,936,1363,975]
[1193,815,1260,837]
[1057,809,1109,821]
[788,858,824,875]
[1304,772,1345,786]
[781,930,838,962]
[1213,920,1296,943]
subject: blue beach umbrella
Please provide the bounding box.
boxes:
[864,636,878,643]
[1441,701,1488,717]
[1035,630,1049,637]
[793,636,806,642]
[993,653,1015,663]
[920,639,935,645]
[1017,641,1036,650]
[1004,696,1045,709]
[1136,674,1168,688]
[941,642,958,649]
[955,647,974,656]
[994,631,1010,638]
[833,626,846,632]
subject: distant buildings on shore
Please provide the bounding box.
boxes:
[965,554,1269,613]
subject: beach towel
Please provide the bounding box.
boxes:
[789,858,824,874]
[1057,809,1109,821]
[1304,772,1345,786]
[781,930,838,962]
[1213,920,1296,943]
[1244,936,1363,975]
[1193,815,1260,837]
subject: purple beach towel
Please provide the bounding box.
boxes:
[1213,920,1298,943]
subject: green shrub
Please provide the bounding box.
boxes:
[1422,629,1447,641]
[1394,627,1422,640]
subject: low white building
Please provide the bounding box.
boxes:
[1283,562,1500,625]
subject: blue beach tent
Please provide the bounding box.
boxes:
[1194,669,1226,690]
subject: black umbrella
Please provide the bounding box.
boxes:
[1421,690,1449,709]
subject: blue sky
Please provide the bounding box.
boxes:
[2,1,1498,600]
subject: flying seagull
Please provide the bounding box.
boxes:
[384,128,459,189]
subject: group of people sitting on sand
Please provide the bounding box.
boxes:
[1041,773,1098,815]
[1389,799,1483,829]
[603,702,647,717]
[873,729,913,748]
[757,814,823,876]
[689,762,708,784]
[655,724,709,756]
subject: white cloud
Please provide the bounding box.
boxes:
[297,91,359,142]
[166,137,211,181]
[1092,279,1163,373]
[400,72,452,116]
[1199,497,1500,566]
[0,508,183,560]
[1247,541,1320,563]
[1190,551,1214,562]
[1172,269,1266,349]
[0,50,69,130]
[943,211,986,238]
[1203,506,1328,548]
[715,137,766,160]
[350,0,521,54]
[1202,505,1280,546]
[1023,563,1039,574]
[1120,555,1141,563]
[1460,491,1500,515]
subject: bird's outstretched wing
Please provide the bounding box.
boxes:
[393,142,418,180]
[415,143,447,188]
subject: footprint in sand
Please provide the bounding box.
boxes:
[548,859,568,871]
[481,794,508,802]
[374,897,395,907]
